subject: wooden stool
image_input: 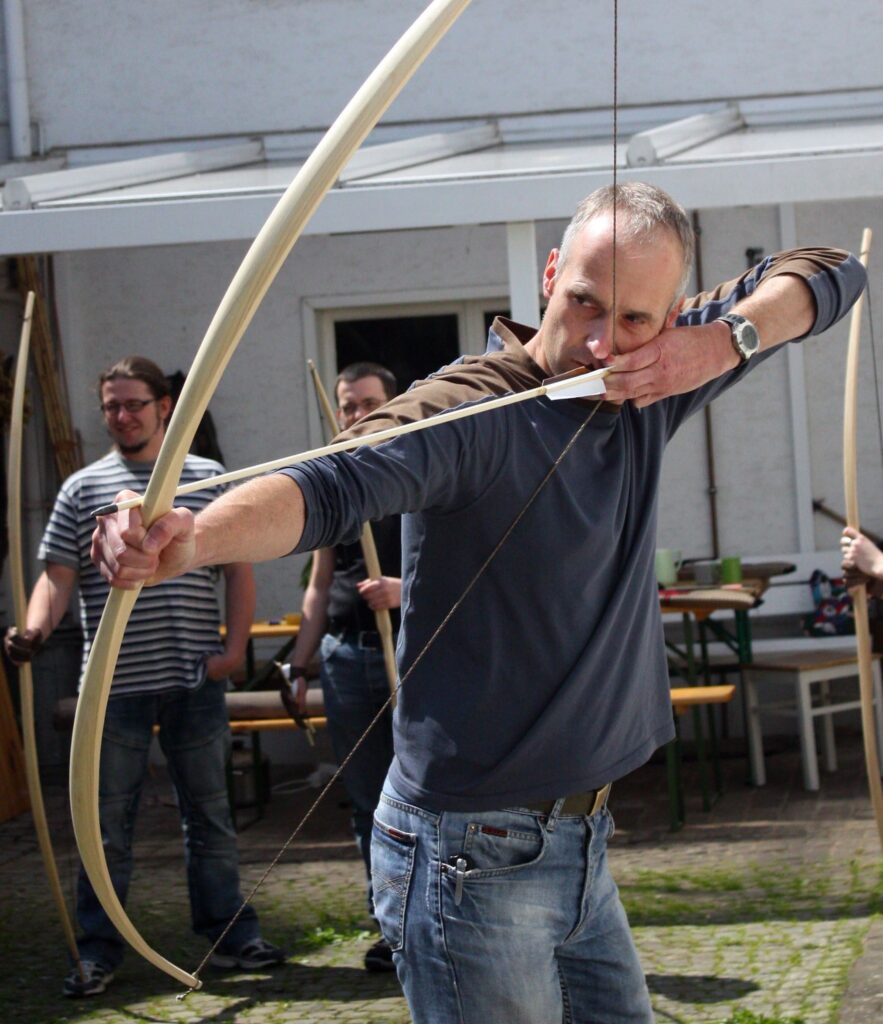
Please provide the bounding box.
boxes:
[667,684,735,831]
[743,650,883,790]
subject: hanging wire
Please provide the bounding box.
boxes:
[611,0,619,358]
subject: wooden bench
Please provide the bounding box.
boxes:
[54,688,329,825]
[53,688,328,736]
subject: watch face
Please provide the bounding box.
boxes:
[735,320,760,356]
[725,315,759,360]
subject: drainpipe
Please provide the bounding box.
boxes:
[692,211,721,558]
[4,0,33,158]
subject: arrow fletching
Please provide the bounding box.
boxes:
[543,366,610,400]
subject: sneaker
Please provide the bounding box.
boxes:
[63,960,114,997]
[364,936,396,973]
[209,936,286,970]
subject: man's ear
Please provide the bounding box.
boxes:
[542,250,560,299]
[158,395,173,422]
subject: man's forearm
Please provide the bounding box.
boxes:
[26,565,76,638]
[194,474,306,569]
[733,273,816,353]
[222,564,257,662]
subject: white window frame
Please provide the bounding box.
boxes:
[301,286,508,449]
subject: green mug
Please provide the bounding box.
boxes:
[720,555,742,584]
[655,548,682,586]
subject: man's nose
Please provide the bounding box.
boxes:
[585,317,615,359]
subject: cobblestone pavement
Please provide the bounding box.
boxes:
[0,729,880,1024]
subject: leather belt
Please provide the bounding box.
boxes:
[331,629,382,649]
[524,783,611,817]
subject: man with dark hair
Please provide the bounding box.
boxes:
[92,184,866,1022]
[283,361,400,972]
[4,356,284,997]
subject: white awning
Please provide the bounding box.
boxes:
[1,96,881,255]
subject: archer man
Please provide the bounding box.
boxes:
[92,184,865,1023]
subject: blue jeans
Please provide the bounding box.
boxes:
[76,681,258,969]
[320,633,394,910]
[371,782,652,1024]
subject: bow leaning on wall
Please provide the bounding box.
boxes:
[841,228,883,853]
[68,0,473,991]
[8,293,84,977]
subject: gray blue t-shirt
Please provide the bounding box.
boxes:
[282,247,866,811]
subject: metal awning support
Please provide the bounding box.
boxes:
[626,106,744,167]
[0,157,65,181]
[2,140,264,210]
[341,123,499,182]
[1,99,882,255]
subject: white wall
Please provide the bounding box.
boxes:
[52,221,511,619]
[48,193,883,626]
[3,2,882,751]
[2,1,881,154]
[659,199,883,561]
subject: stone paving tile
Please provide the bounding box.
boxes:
[0,730,880,1023]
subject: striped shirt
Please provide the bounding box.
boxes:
[38,451,228,697]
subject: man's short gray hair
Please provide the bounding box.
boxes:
[557,183,695,299]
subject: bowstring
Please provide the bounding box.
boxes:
[611,0,618,359]
[183,0,623,993]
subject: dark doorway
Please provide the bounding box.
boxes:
[334,314,460,394]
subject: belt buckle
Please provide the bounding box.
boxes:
[559,784,611,816]
[590,783,611,815]
[356,630,375,648]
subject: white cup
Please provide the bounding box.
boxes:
[655,548,682,586]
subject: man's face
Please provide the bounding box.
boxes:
[336,374,389,430]
[100,378,170,461]
[525,212,685,391]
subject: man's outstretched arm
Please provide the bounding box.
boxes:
[92,473,305,590]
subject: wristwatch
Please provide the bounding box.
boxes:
[716,312,760,364]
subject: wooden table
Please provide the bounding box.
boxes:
[659,582,766,823]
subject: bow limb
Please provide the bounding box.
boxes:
[9,293,83,974]
[69,0,472,989]
[307,362,398,702]
[842,227,883,852]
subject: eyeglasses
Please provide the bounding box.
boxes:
[100,398,158,417]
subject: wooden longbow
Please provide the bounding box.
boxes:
[69,0,472,991]
[8,292,84,976]
[842,227,883,852]
[307,360,398,701]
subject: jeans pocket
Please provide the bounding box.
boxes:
[461,820,545,875]
[371,815,417,951]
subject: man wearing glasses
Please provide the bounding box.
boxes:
[3,356,284,997]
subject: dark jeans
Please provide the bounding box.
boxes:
[320,633,395,913]
[76,681,258,969]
